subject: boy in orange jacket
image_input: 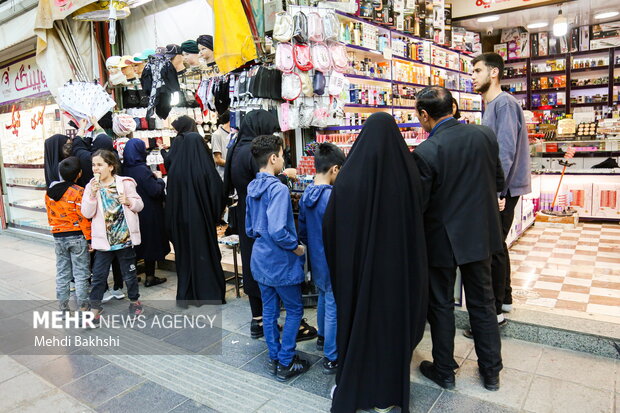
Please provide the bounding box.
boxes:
[45,156,92,313]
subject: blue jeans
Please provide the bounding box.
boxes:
[258,283,303,367]
[317,287,338,362]
[90,247,139,310]
[54,235,90,308]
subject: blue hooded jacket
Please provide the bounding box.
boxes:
[246,172,304,287]
[298,184,332,291]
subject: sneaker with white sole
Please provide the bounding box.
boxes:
[102,290,114,303]
[110,289,125,300]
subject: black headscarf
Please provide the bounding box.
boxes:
[196,34,213,51]
[165,132,226,304]
[171,116,198,134]
[323,112,429,413]
[91,133,114,151]
[44,134,69,187]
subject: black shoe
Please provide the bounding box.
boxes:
[276,355,310,382]
[316,335,324,351]
[419,360,455,390]
[296,319,318,342]
[144,276,167,287]
[322,358,338,375]
[483,374,500,391]
[464,319,507,339]
[251,319,264,339]
[267,358,278,376]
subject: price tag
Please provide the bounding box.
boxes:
[383,47,392,60]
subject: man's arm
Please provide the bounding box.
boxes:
[493,102,520,191]
[412,149,435,212]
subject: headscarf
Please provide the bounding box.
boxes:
[196,35,213,51]
[92,134,114,152]
[44,134,69,187]
[122,138,147,168]
[181,40,199,54]
[171,116,198,134]
[323,112,428,413]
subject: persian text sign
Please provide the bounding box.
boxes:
[0,56,49,104]
[452,0,558,19]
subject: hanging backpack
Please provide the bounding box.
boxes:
[323,11,339,41]
[329,42,349,73]
[312,42,332,73]
[273,12,294,42]
[276,42,295,73]
[313,71,326,95]
[293,44,313,71]
[281,72,302,101]
[293,11,308,43]
[308,12,324,42]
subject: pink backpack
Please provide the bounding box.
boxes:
[294,44,313,71]
[329,42,348,72]
[276,42,295,73]
[308,12,324,42]
[312,42,332,73]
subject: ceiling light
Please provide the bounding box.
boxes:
[594,11,619,19]
[527,22,549,29]
[477,15,500,23]
[553,9,568,36]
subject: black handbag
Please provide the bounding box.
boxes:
[227,204,239,235]
[123,88,141,108]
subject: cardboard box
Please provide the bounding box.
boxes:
[494,43,507,60]
[592,183,620,218]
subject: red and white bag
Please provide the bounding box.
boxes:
[293,44,313,71]
[281,72,302,101]
[312,42,332,73]
[308,12,324,42]
[276,42,295,73]
[329,42,349,73]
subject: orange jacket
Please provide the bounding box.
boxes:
[45,184,92,240]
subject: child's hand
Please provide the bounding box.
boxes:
[119,194,131,206]
[153,170,163,179]
[283,168,298,181]
[498,197,506,212]
[293,244,305,256]
[90,179,100,196]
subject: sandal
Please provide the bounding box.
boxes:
[296,318,318,342]
[145,276,167,287]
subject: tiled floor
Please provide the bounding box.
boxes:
[509,222,620,320]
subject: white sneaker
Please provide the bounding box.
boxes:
[502,304,513,313]
[102,291,114,303]
[330,385,336,400]
[110,289,125,300]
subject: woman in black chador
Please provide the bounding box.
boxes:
[323,112,429,413]
[165,132,226,305]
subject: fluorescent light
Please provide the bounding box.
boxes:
[477,15,500,23]
[527,22,549,29]
[553,9,567,36]
[594,11,619,19]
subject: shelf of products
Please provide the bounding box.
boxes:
[8,203,46,213]
[3,164,45,169]
[6,184,46,191]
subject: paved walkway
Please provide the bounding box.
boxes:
[0,232,618,413]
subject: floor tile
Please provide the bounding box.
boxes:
[203,332,267,368]
[430,390,517,413]
[536,347,616,391]
[163,327,228,354]
[32,350,109,386]
[453,360,531,409]
[408,382,442,413]
[15,388,94,413]
[168,399,220,413]
[467,338,542,373]
[288,358,336,399]
[0,370,56,411]
[523,375,613,413]
[96,381,188,413]
[60,364,144,406]
[0,355,28,384]
[556,291,589,303]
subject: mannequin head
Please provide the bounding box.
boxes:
[120,55,137,80]
[181,40,201,67]
[105,55,127,86]
[196,35,214,64]
[164,44,185,72]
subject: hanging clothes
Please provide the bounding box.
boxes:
[140,56,181,119]
[44,134,69,187]
[323,112,429,413]
[165,132,226,305]
[213,0,258,73]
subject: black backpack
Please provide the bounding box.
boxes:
[293,11,308,43]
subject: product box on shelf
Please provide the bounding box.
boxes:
[539,32,548,56]
[563,182,593,216]
[592,183,620,218]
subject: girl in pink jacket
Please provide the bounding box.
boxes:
[82,149,144,321]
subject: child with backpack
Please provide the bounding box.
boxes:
[81,149,144,321]
[45,157,92,313]
[245,134,310,381]
[298,142,345,374]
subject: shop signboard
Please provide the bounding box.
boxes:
[452,0,559,19]
[0,56,49,104]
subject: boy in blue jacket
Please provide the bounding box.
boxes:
[246,134,310,381]
[299,142,345,374]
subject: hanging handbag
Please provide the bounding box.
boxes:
[300,71,313,97]
[312,42,332,73]
[273,12,294,42]
[293,11,308,43]
[276,42,295,73]
[313,71,326,95]
[329,42,349,73]
[293,44,313,71]
[323,11,339,41]
[308,12,324,42]
[281,72,302,101]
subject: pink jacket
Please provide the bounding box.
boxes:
[82,175,144,251]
